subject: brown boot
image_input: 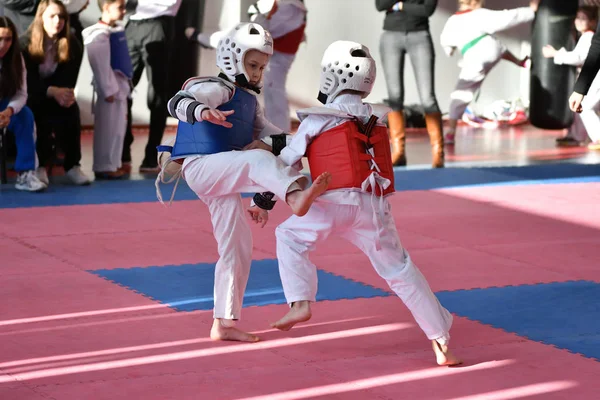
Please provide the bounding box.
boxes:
[425,112,445,168]
[387,110,406,166]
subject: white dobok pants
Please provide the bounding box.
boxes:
[182,149,306,321]
[275,195,453,341]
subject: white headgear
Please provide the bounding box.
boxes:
[216,22,273,87]
[318,41,376,104]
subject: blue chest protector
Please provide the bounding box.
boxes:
[169,87,257,158]
[110,30,133,79]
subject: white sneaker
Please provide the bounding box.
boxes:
[36,167,49,186]
[66,166,91,186]
[16,170,47,192]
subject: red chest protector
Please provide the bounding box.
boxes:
[274,25,305,54]
[306,118,395,196]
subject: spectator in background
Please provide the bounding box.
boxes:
[546,6,600,150]
[121,0,182,173]
[21,0,90,185]
[0,15,46,191]
[375,0,444,168]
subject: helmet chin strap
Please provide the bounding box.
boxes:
[317,91,328,104]
[219,72,262,94]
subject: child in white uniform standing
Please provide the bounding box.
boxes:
[252,0,306,132]
[82,0,131,179]
[543,6,600,150]
[159,22,330,343]
[248,41,461,366]
[440,0,539,144]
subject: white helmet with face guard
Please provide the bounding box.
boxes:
[318,40,376,104]
[216,22,273,87]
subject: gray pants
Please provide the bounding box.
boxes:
[379,30,440,114]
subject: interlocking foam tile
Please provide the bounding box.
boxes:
[31,364,368,400]
[23,229,276,271]
[0,271,167,324]
[0,385,47,399]
[19,298,600,400]
[436,281,600,361]
[0,204,188,237]
[440,182,600,231]
[0,238,74,277]
[475,239,600,282]
[310,341,600,400]
[1,163,598,209]
[90,259,391,312]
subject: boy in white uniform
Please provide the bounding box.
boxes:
[440,0,539,144]
[82,0,131,179]
[248,41,461,366]
[159,22,330,343]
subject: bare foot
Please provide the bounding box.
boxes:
[286,172,331,216]
[432,340,462,366]
[210,319,260,342]
[271,301,312,331]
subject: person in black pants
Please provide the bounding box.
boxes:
[122,0,182,173]
[20,0,90,185]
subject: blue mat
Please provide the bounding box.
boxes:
[90,259,391,312]
[436,281,600,361]
[2,163,599,208]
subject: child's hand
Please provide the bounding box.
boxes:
[201,108,234,127]
[185,27,196,40]
[105,95,115,103]
[542,45,557,59]
[0,107,13,128]
[243,140,272,152]
[247,206,269,228]
[569,92,585,113]
[529,0,540,12]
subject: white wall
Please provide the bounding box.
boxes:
[199,0,535,116]
[75,0,535,126]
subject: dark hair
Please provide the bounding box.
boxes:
[97,0,122,9]
[27,0,71,64]
[0,16,24,100]
[579,6,599,24]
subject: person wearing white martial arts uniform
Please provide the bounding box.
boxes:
[543,6,600,150]
[440,0,539,144]
[82,0,131,179]
[252,0,306,132]
[248,40,461,366]
[157,22,331,343]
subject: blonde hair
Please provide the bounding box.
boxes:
[27,0,71,64]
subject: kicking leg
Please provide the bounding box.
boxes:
[183,149,330,216]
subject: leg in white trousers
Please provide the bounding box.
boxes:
[183,149,306,201]
[263,51,296,132]
[183,149,306,321]
[449,75,486,121]
[93,97,127,172]
[276,198,453,341]
[580,86,600,143]
[201,194,253,320]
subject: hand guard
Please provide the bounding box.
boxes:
[253,191,277,210]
